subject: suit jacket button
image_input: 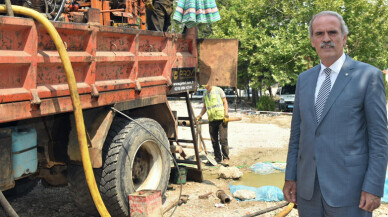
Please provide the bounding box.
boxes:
[315,132,320,136]
[313,157,316,161]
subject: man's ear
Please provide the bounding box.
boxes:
[343,34,347,45]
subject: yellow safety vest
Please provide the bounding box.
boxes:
[204,87,225,121]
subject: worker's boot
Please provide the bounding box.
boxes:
[222,158,230,166]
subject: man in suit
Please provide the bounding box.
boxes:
[283,11,388,216]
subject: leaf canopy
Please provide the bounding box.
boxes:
[202,0,388,91]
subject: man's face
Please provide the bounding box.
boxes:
[310,15,347,66]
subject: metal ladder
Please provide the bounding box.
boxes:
[169,92,203,182]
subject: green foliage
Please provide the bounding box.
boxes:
[203,0,388,92]
[256,95,276,111]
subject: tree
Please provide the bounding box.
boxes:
[203,0,388,100]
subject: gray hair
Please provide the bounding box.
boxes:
[309,11,349,37]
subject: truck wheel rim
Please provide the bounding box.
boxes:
[131,140,163,191]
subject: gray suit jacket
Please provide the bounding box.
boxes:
[285,55,388,207]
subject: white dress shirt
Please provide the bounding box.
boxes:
[314,53,346,102]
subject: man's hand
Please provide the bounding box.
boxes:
[195,115,202,122]
[359,191,381,212]
[283,180,297,203]
[223,115,229,124]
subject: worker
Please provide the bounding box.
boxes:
[196,85,230,165]
[283,11,388,216]
[145,0,173,32]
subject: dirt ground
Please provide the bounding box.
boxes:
[1,99,387,217]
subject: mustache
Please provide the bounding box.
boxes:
[320,41,336,48]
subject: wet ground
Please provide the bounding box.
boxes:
[231,172,285,189]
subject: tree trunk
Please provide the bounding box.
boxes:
[267,86,273,98]
[252,88,258,107]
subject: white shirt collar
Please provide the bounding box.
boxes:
[314,53,346,100]
[320,52,346,74]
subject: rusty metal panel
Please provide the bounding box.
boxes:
[68,107,115,168]
[199,39,238,88]
[67,95,169,167]
[0,16,197,124]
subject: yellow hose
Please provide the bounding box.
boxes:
[274,202,294,217]
[0,5,110,217]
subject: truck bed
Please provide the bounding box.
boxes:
[0,11,197,124]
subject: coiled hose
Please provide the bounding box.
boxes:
[274,202,294,217]
[0,5,110,217]
[242,202,294,217]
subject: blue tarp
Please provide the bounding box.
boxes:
[250,162,286,175]
[229,184,285,202]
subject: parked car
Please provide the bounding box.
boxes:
[223,87,236,100]
[192,87,236,100]
[277,85,296,112]
[191,89,206,99]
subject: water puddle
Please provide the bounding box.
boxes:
[203,170,218,180]
[231,172,285,189]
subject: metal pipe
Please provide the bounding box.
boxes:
[178,117,242,126]
[170,145,187,156]
[53,0,65,21]
[216,190,231,204]
[177,120,190,126]
[4,0,13,16]
[198,192,212,199]
[163,195,189,214]
[44,0,48,14]
[0,190,18,217]
[198,117,242,125]
[100,8,124,13]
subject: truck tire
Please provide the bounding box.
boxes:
[100,117,171,216]
[68,117,171,217]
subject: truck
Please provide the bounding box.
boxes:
[0,1,238,216]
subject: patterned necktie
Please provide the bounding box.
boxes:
[315,67,332,123]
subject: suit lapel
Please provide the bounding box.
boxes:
[318,55,354,125]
